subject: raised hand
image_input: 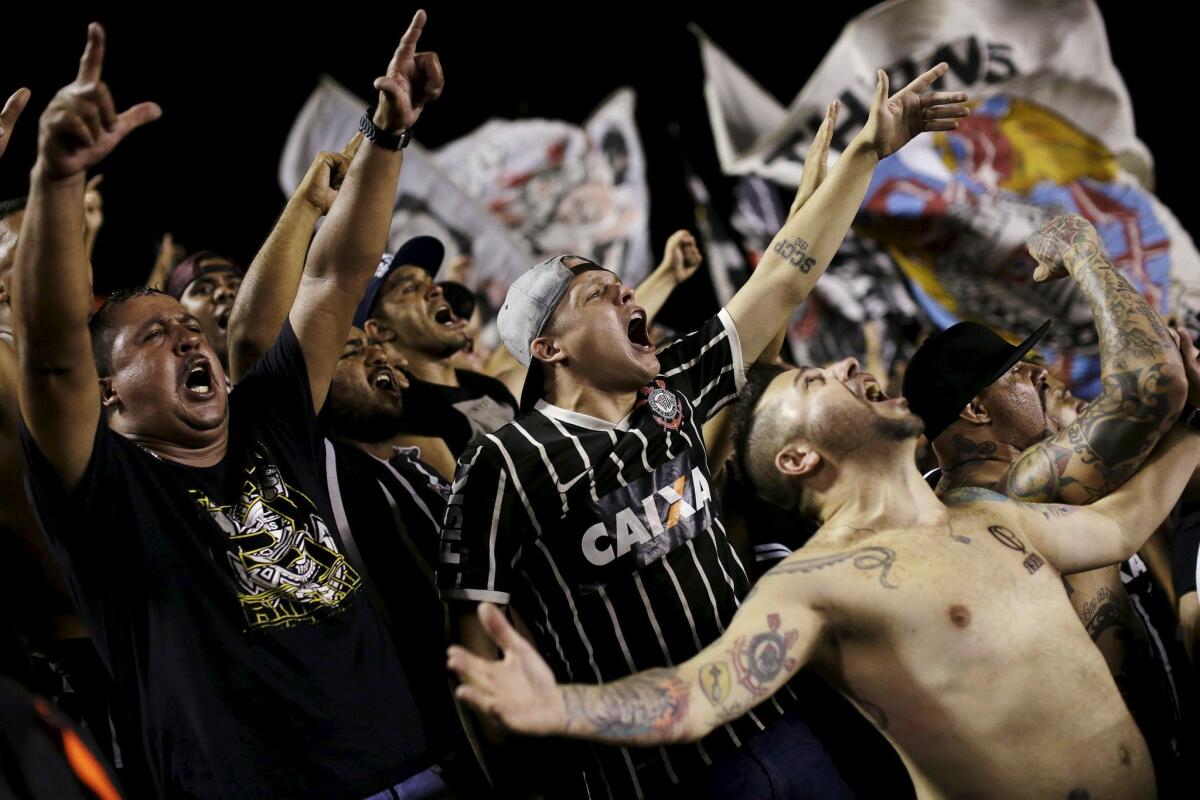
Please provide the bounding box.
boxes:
[298,133,363,215]
[446,602,565,736]
[789,100,839,219]
[1026,213,1103,282]
[372,10,444,133]
[37,23,161,180]
[861,62,968,159]
[83,174,104,249]
[659,230,703,284]
[0,87,31,160]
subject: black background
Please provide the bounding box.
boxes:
[0,2,1191,331]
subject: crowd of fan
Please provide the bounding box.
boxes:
[0,12,1198,800]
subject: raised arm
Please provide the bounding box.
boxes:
[634,230,703,323]
[1004,420,1200,574]
[1001,215,1186,505]
[0,86,31,160]
[447,576,823,746]
[725,64,967,363]
[227,137,359,381]
[12,24,160,490]
[288,10,442,411]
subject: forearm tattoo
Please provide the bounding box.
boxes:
[1003,364,1176,503]
[774,236,816,273]
[698,614,800,725]
[1000,226,1179,506]
[561,668,692,743]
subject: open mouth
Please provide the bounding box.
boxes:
[433,305,459,327]
[627,310,653,351]
[860,378,904,407]
[182,360,216,399]
[215,308,232,332]
[370,366,408,394]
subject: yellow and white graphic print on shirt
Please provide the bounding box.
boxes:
[188,457,361,630]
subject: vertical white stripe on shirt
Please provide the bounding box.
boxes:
[605,430,629,488]
[451,445,486,494]
[532,540,603,681]
[660,559,741,748]
[630,429,655,473]
[598,586,677,789]
[707,527,741,600]
[546,416,601,503]
[520,570,574,681]
[487,471,506,591]
[378,458,440,529]
[714,519,750,583]
[513,421,571,515]
[484,434,544,536]
[632,573,713,767]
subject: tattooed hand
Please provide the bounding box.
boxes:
[1026,214,1101,282]
[860,62,969,159]
[446,603,567,736]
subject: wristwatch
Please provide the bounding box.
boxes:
[359,109,412,150]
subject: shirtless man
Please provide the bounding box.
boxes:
[447,344,1200,798]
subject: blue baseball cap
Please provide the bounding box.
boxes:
[353,235,445,329]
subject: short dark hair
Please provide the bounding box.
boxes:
[89,287,167,376]
[731,362,809,511]
[0,196,27,223]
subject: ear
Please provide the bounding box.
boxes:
[959,396,991,425]
[530,335,567,366]
[776,445,821,480]
[364,318,395,343]
[98,377,119,409]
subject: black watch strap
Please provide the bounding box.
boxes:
[359,109,412,150]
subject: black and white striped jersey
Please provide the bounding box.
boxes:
[439,311,796,798]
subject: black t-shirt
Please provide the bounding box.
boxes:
[401,369,518,456]
[321,439,492,796]
[439,311,795,798]
[21,322,428,800]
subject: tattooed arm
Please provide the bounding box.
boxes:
[725,64,968,364]
[447,577,825,745]
[1000,214,1185,506]
[957,423,1200,572]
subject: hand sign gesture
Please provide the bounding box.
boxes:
[372,10,445,133]
[861,62,968,159]
[37,24,161,180]
[446,603,566,736]
[0,87,31,160]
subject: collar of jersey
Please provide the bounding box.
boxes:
[535,399,635,433]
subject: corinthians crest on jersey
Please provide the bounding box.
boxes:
[638,379,683,430]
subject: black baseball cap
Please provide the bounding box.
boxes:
[902,319,1052,442]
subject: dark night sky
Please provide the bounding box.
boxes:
[0,2,1190,330]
